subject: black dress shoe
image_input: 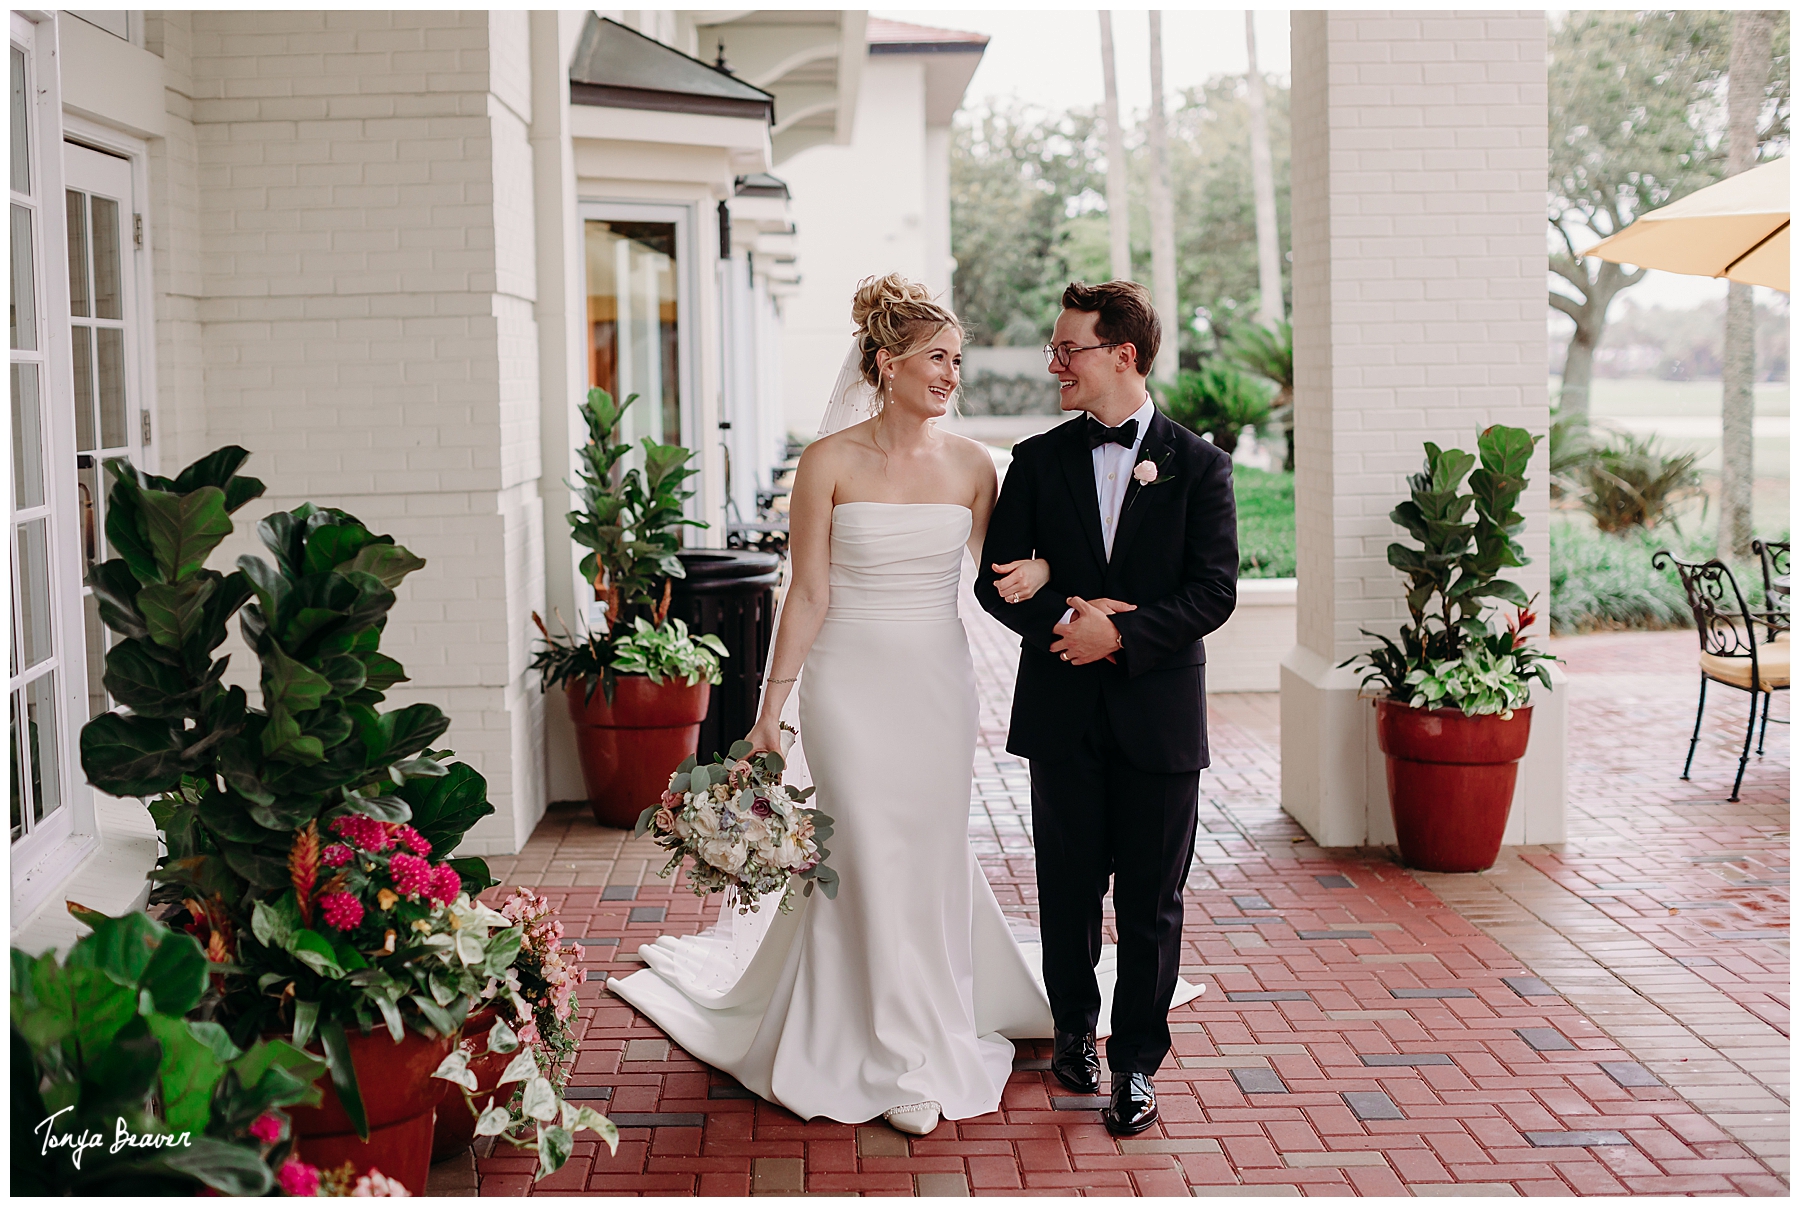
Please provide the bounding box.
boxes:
[1050,1029,1100,1095]
[1102,1072,1158,1136]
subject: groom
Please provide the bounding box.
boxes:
[975,280,1237,1135]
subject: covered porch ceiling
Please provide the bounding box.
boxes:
[690,10,869,164]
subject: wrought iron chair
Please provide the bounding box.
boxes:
[1654,551,1790,802]
[1753,539,1789,638]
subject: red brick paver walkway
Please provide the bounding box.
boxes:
[462,617,1787,1197]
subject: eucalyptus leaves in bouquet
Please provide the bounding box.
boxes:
[1342,426,1558,712]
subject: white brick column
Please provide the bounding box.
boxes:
[188,11,547,855]
[1280,12,1565,848]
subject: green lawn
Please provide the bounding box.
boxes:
[1235,467,1295,579]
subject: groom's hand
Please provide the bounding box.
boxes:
[1051,597,1129,665]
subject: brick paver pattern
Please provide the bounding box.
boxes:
[471,607,1787,1196]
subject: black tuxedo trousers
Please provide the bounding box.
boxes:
[975,409,1238,1075]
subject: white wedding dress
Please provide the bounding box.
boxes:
[607,502,1198,1123]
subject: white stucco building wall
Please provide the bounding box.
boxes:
[778,21,985,437]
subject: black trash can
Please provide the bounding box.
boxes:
[669,549,782,763]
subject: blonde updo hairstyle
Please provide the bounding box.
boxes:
[851,273,962,413]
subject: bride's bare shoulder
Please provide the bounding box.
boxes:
[803,422,878,463]
[939,429,999,472]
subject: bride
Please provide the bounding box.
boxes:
[607,275,1188,1136]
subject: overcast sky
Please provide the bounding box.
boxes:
[877,9,1291,118]
[883,8,1738,312]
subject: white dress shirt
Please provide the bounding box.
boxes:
[1092,394,1157,560]
[1059,394,1157,627]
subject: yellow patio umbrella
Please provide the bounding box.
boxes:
[1584,157,1789,292]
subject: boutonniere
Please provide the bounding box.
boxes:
[1131,451,1175,488]
[1122,450,1175,517]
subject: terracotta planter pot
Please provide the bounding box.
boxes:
[429,1008,514,1162]
[567,675,711,828]
[288,1026,455,1195]
[1375,700,1534,874]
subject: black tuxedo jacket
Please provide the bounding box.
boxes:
[974,408,1238,773]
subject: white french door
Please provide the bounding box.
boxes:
[62,142,145,722]
[10,12,91,890]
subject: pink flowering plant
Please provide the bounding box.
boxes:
[635,729,838,914]
[243,813,523,1058]
[275,1158,413,1197]
[493,888,588,1077]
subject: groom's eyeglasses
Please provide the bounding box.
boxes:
[1043,341,1124,370]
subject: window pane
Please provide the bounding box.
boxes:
[91,196,121,320]
[71,324,95,451]
[65,190,89,318]
[97,327,126,448]
[585,219,680,450]
[11,203,36,351]
[15,517,54,667]
[10,692,24,841]
[10,47,27,196]
[12,362,43,508]
[82,593,108,719]
[25,671,61,825]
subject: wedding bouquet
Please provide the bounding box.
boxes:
[635,729,839,914]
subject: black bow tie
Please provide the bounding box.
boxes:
[1085,416,1138,450]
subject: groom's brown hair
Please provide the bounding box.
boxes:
[1061,280,1159,376]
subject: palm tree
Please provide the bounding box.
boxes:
[1218,320,1293,471]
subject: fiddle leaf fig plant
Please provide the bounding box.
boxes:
[536,388,726,702]
[12,907,325,1196]
[1343,425,1556,710]
[78,446,501,1139]
[565,387,707,628]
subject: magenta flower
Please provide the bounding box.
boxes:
[322,843,354,868]
[428,863,463,904]
[395,824,431,856]
[249,1112,283,1145]
[278,1159,321,1197]
[389,852,433,898]
[751,797,774,818]
[330,815,392,853]
[319,891,365,931]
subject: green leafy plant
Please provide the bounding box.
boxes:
[1343,426,1556,706]
[566,387,707,628]
[537,389,728,703]
[610,616,727,687]
[12,907,325,1195]
[77,447,498,1137]
[1576,429,1702,533]
[1402,611,1557,718]
[1217,320,1294,469]
[1155,362,1274,455]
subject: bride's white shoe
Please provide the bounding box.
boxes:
[882,1101,942,1136]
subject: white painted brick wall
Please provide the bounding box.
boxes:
[152,11,550,855]
[1292,11,1549,663]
